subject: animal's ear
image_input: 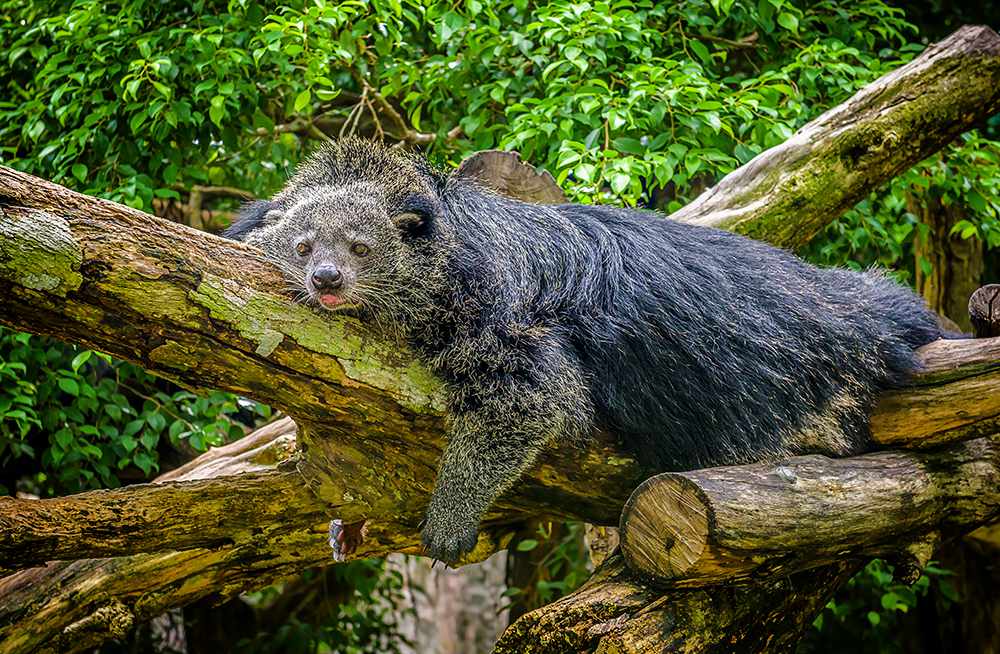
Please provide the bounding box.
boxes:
[393,195,438,239]
[223,200,282,241]
[392,210,429,236]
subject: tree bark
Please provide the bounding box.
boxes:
[911,192,984,333]
[494,553,861,654]
[0,24,998,654]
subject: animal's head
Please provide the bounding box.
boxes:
[225,139,447,325]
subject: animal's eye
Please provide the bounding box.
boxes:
[295,241,312,257]
[351,243,371,257]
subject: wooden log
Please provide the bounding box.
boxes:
[970,284,1000,338]
[618,436,1000,587]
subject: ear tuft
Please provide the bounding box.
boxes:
[223,200,280,241]
[392,211,428,235]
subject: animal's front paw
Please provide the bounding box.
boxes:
[420,516,479,565]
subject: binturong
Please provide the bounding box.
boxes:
[225,138,944,563]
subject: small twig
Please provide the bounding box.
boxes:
[700,31,759,50]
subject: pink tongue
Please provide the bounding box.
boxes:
[319,294,341,307]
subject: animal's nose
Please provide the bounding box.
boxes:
[311,266,343,290]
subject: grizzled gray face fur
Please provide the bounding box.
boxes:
[230,143,449,335]
[244,186,406,313]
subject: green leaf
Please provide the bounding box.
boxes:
[294,89,312,113]
[58,378,80,396]
[516,539,538,552]
[777,12,799,33]
[71,164,88,184]
[209,103,225,127]
[610,173,630,194]
[133,452,154,475]
[70,350,92,371]
[146,411,167,432]
[129,111,147,134]
[54,428,74,450]
[140,431,159,450]
[124,419,145,437]
[689,40,711,65]
[574,163,596,182]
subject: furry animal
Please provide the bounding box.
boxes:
[225,138,943,563]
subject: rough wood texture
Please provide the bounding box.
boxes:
[0,469,320,574]
[494,553,860,654]
[870,336,1000,448]
[670,25,1000,249]
[970,284,1000,338]
[618,436,1000,586]
[455,150,567,204]
[0,25,998,654]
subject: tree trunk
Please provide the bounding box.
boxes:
[910,192,984,333]
[0,24,999,654]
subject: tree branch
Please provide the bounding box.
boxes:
[0,469,322,573]
[671,25,1000,249]
[494,553,860,654]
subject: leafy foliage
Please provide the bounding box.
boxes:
[504,521,593,609]
[2,0,996,271]
[801,559,959,654]
[238,560,413,654]
[0,328,269,495]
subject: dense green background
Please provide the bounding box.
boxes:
[1,1,997,652]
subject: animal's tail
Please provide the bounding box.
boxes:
[861,269,954,385]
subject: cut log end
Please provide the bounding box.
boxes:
[619,473,709,582]
[969,284,1000,339]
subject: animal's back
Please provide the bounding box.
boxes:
[442,192,941,471]
[559,204,941,469]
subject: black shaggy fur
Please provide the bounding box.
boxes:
[226,138,943,562]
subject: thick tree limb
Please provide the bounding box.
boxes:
[619,436,1000,587]
[0,418,332,654]
[670,25,1000,249]
[0,469,320,574]
[0,24,999,654]
[494,553,860,654]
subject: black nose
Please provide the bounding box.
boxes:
[311,266,343,290]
